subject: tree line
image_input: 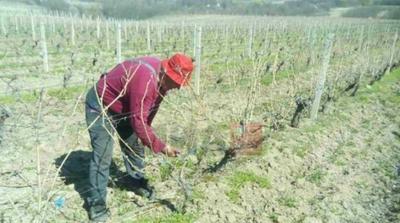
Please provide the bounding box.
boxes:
[14,0,400,19]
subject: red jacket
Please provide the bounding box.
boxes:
[97,57,166,153]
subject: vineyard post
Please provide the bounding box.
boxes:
[195,26,202,95]
[306,25,312,44]
[62,15,67,34]
[224,25,229,54]
[78,15,82,32]
[360,25,372,84]
[124,20,128,41]
[160,23,163,40]
[34,88,44,214]
[388,30,398,73]
[248,25,253,57]
[385,25,391,36]
[1,17,7,36]
[271,45,279,84]
[96,16,100,39]
[85,15,89,30]
[147,21,151,52]
[51,17,55,33]
[31,14,36,41]
[56,12,59,31]
[70,15,75,46]
[263,25,269,54]
[193,24,197,56]
[40,22,49,72]
[215,25,219,40]
[106,20,110,50]
[157,24,162,43]
[181,21,185,50]
[358,25,364,52]
[14,16,18,34]
[117,23,122,63]
[309,28,316,66]
[367,25,374,44]
[311,34,334,121]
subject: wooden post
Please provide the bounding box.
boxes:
[157,24,162,43]
[193,25,197,56]
[310,34,334,121]
[15,16,18,34]
[1,17,6,36]
[85,15,89,30]
[195,26,202,95]
[51,17,55,33]
[344,25,350,41]
[106,20,110,50]
[124,20,128,41]
[62,16,67,34]
[306,26,312,44]
[70,16,75,46]
[263,25,269,54]
[146,21,151,52]
[309,29,316,66]
[79,15,83,32]
[224,26,229,54]
[248,25,254,57]
[181,21,185,50]
[96,16,100,39]
[31,14,36,41]
[358,25,364,52]
[388,30,398,73]
[271,47,279,84]
[40,22,49,72]
[116,23,122,63]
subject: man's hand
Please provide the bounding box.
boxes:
[162,145,181,157]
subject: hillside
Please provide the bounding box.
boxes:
[2,0,400,19]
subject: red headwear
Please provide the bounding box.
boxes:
[161,53,194,86]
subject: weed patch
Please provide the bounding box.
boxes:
[134,213,196,223]
[306,167,326,186]
[278,195,297,208]
[226,171,270,202]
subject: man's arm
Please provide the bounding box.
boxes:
[129,80,166,153]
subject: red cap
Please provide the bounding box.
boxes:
[161,53,194,86]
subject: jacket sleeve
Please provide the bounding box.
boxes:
[129,81,166,154]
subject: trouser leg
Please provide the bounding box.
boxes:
[115,119,154,199]
[116,118,145,180]
[85,87,115,205]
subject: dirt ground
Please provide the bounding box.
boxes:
[188,69,400,223]
[0,68,399,222]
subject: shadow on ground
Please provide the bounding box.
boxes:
[54,150,125,208]
[54,150,178,213]
[204,151,235,173]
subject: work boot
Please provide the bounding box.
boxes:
[116,176,155,200]
[131,177,155,200]
[88,199,110,223]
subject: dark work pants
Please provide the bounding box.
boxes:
[85,86,145,205]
